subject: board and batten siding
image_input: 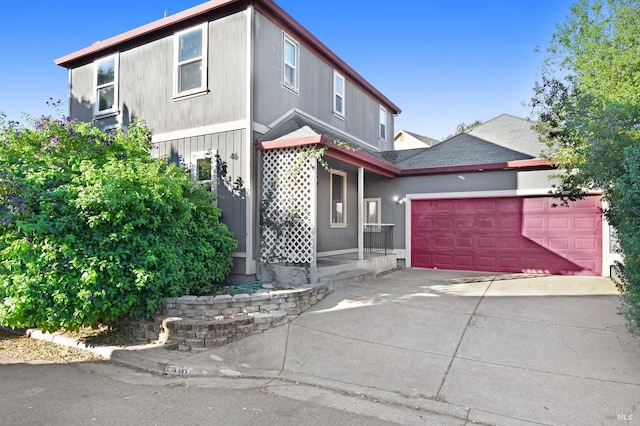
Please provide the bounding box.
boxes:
[69,10,248,135]
[153,129,248,275]
[252,11,391,151]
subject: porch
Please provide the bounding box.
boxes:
[262,252,398,289]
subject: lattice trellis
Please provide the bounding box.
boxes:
[261,146,316,265]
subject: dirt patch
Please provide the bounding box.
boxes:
[0,329,104,364]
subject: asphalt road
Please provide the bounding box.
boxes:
[0,361,405,426]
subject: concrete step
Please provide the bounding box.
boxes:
[319,268,376,287]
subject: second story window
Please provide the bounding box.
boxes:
[283,34,299,92]
[334,71,345,117]
[175,24,208,97]
[379,106,387,140]
[95,54,118,116]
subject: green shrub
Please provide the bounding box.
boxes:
[0,112,237,332]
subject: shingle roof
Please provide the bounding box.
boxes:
[466,114,545,158]
[391,133,535,170]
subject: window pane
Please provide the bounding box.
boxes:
[179,29,202,62]
[335,75,344,94]
[335,95,343,114]
[366,201,378,223]
[97,86,114,111]
[331,173,344,224]
[380,123,386,140]
[284,40,296,66]
[97,58,115,86]
[285,64,295,88]
[179,61,202,92]
[196,157,212,181]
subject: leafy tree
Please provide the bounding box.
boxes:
[0,109,237,332]
[531,0,640,331]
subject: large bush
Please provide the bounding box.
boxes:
[0,111,237,332]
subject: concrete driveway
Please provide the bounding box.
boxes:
[171,269,640,425]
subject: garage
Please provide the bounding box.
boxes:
[411,196,602,275]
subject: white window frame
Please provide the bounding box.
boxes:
[333,71,345,117]
[174,23,208,98]
[283,33,299,93]
[330,169,347,227]
[191,150,217,201]
[94,54,119,117]
[379,105,387,141]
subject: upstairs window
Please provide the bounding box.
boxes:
[379,106,387,140]
[95,55,118,115]
[334,71,345,117]
[283,34,299,92]
[175,24,208,97]
[330,170,347,227]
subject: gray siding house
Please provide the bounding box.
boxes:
[56,0,401,283]
[56,1,616,282]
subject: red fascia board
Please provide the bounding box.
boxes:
[324,145,400,178]
[55,0,244,67]
[258,136,400,178]
[255,1,400,114]
[400,158,554,176]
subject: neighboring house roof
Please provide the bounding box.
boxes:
[54,0,400,115]
[466,114,545,158]
[394,130,439,148]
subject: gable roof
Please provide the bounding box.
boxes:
[54,0,400,115]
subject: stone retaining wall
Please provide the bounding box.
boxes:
[119,284,330,352]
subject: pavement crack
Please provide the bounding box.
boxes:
[436,274,497,399]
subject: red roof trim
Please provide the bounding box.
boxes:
[258,136,400,178]
[400,159,554,176]
[54,0,400,114]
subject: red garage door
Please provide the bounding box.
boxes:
[411,196,602,275]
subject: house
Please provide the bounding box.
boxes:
[55,2,616,284]
[55,0,401,284]
[394,130,439,150]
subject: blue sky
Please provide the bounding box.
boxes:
[0,0,573,140]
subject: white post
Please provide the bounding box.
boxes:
[358,167,364,260]
[310,159,318,283]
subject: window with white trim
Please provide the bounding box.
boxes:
[379,106,387,140]
[191,150,217,196]
[334,71,345,116]
[363,198,381,224]
[283,34,299,92]
[95,54,118,115]
[174,24,208,97]
[330,170,347,226]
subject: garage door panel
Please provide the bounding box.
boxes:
[411,196,602,275]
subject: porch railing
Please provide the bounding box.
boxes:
[363,223,394,254]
